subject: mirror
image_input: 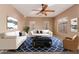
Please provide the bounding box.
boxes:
[7,17,18,30]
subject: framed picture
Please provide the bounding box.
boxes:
[71,18,78,32]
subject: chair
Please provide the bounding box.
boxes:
[63,35,79,51]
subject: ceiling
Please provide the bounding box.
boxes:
[12,4,74,17]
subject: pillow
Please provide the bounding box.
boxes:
[72,34,77,40]
[22,32,26,36]
[36,30,39,34]
[42,30,49,34]
[40,31,43,34]
[19,32,22,36]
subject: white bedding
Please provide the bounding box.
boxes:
[16,36,27,48]
[0,31,27,49]
[30,30,53,37]
[31,34,52,37]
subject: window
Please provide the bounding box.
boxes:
[44,21,49,30]
[29,21,35,30]
[57,17,68,33]
[7,17,18,30]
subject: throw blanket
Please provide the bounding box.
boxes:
[17,36,64,52]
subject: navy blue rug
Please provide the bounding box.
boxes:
[17,36,64,52]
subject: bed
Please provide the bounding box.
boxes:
[17,36,64,52]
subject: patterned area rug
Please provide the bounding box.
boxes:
[17,36,64,52]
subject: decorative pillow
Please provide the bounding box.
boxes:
[40,31,43,34]
[21,32,26,36]
[42,30,49,34]
[36,30,39,34]
[19,32,22,36]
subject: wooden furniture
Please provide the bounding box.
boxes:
[63,35,79,51]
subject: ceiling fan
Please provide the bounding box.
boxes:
[32,4,55,16]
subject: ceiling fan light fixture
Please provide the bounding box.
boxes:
[32,4,55,16]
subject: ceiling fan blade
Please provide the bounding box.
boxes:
[45,10,55,12]
[41,4,48,11]
[32,9,41,11]
[33,4,54,16]
[36,11,41,15]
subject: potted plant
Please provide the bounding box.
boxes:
[23,26,30,33]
